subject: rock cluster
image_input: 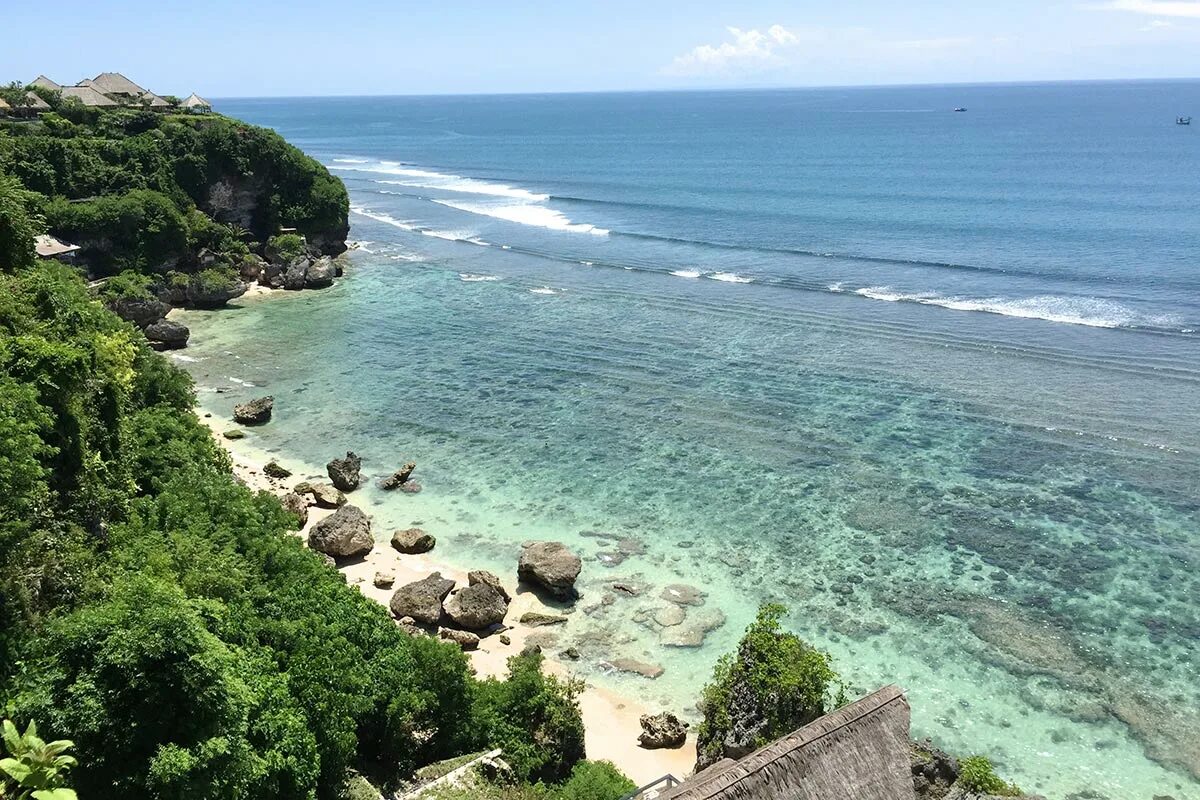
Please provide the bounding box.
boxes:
[388,573,456,625]
[258,242,342,291]
[386,568,517,650]
[107,296,191,350]
[307,504,373,560]
[233,396,273,425]
[518,541,582,599]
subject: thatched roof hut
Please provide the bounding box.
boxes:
[658,686,915,800]
[30,75,61,91]
[88,72,148,98]
[35,235,80,259]
[24,92,51,111]
[139,92,172,108]
[60,85,118,107]
[180,93,212,113]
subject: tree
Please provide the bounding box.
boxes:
[0,173,41,271]
[694,603,845,770]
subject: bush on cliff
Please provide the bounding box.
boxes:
[694,603,846,770]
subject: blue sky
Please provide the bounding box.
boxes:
[3,0,1199,96]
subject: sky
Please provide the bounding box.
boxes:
[2,0,1199,96]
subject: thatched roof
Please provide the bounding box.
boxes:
[138,92,171,108]
[25,92,51,110]
[30,75,61,90]
[88,72,147,97]
[0,98,10,111]
[659,686,914,800]
[35,235,80,258]
[180,93,212,109]
[60,85,118,107]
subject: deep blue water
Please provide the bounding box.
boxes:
[187,83,1200,798]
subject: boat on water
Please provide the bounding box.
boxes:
[1177,116,1192,125]
[954,107,967,112]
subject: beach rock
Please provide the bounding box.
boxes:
[307,482,346,509]
[223,429,246,440]
[259,260,284,289]
[518,541,582,599]
[326,451,362,492]
[397,620,426,638]
[186,276,247,308]
[373,571,395,589]
[468,569,511,602]
[143,318,189,350]
[263,461,292,479]
[604,658,664,680]
[654,605,686,627]
[561,647,580,660]
[305,256,336,288]
[443,582,508,630]
[520,612,568,627]
[233,396,273,426]
[389,573,455,624]
[279,492,309,528]
[380,462,417,490]
[307,504,373,559]
[391,527,435,554]
[660,584,706,606]
[107,296,169,328]
[661,608,726,648]
[639,712,689,749]
[439,628,480,651]
[282,257,310,290]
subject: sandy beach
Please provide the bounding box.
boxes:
[197,410,697,786]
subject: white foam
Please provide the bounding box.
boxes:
[459,273,501,282]
[828,282,846,293]
[228,376,256,387]
[350,205,419,231]
[333,157,369,163]
[710,272,753,284]
[670,269,702,279]
[853,287,1178,329]
[432,199,609,236]
[170,353,200,363]
[529,287,561,295]
[333,161,549,201]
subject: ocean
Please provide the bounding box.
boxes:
[177,82,1200,799]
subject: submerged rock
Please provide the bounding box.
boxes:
[639,712,689,749]
[391,527,435,554]
[307,504,373,559]
[443,582,508,630]
[520,612,568,627]
[326,451,362,492]
[518,541,582,599]
[233,396,273,425]
[468,569,511,602]
[661,608,726,648]
[603,658,664,679]
[653,605,686,628]
[380,462,417,490]
[660,584,706,606]
[389,573,455,624]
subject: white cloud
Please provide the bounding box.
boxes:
[664,24,801,76]
[1085,0,1200,17]
[892,36,974,50]
[1141,18,1176,27]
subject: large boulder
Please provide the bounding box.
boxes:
[379,462,416,490]
[259,261,284,289]
[389,573,455,624]
[326,451,362,492]
[307,482,346,509]
[187,277,247,309]
[233,396,273,425]
[443,582,508,630]
[238,254,266,282]
[107,296,169,328]
[279,492,309,528]
[517,541,582,599]
[305,256,336,289]
[468,570,511,602]
[144,318,190,350]
[639,712,689,749]
[282,257,310,290]
[391,527,435,554]
[307,504,373,559]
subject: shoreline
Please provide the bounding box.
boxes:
[195,408,697,786]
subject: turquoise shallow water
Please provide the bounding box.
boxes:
[180,84,1199,799]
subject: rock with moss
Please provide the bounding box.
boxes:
[639,712,689,749]
[263,461,291,479]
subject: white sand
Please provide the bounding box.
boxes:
[199,415,696,786]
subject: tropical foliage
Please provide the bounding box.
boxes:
[0,719,78,800]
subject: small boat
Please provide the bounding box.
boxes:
[953,107,967,113]
[1178,116,1192,125]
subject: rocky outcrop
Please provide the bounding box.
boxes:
[439,628,480,651]
[107,296,169,328]
[307,504,373,559]
[144,318,189,350]
[389,573,455,624]
[282,258,308,290]
[443,583,508,630]
[238,254,265,282]
[391,527,435,554]
[326,452,361,492]
[517,541,582,599]
[185,277,248,309]
[379,462,417,490]
[468,570,510,602]
[305,256,336,288]
[233,396,273,425]
[279,492,309,528]
[911,740,959,798]
[639,713,689,749]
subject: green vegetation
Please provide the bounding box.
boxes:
[0,719,79,800]
[0,93,348,295]
[267,232,306,263]
[423,760,635,800]
[958,756,1022,796]
[695,603,846,768]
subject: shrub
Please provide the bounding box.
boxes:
[267,233,305,263]
[98,270,156,302]
[551,761,635,800]
[958,756,1021,796]
[695,603,845,769]
[0,718,79,800]
[0,173,41,271]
